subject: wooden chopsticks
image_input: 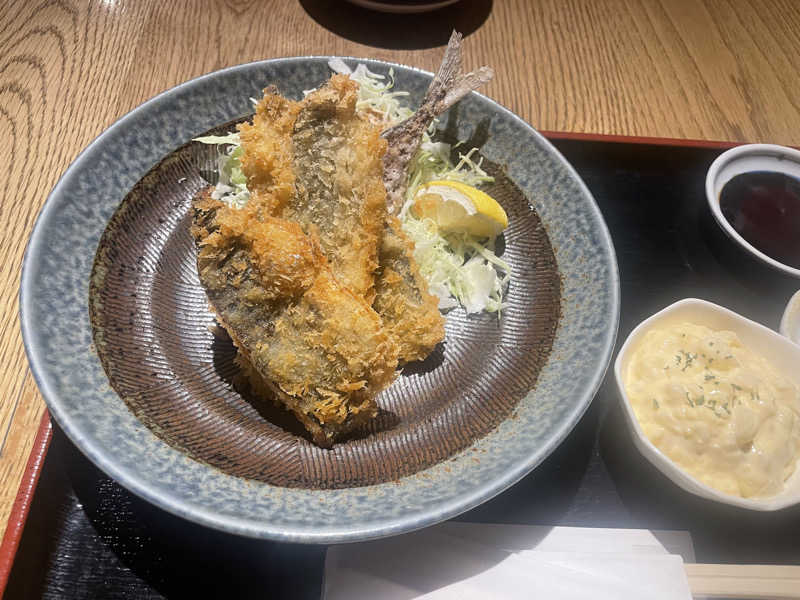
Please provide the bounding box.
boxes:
[686,564,800,599]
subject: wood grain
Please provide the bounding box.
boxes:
[1,0,799,543]
[686,563,800,599]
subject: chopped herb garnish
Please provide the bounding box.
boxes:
[731,383,742,391]
[695,395,705,406]
[652,398,660,410]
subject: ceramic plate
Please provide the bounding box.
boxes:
[20,57,619,542]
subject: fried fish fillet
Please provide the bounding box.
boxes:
[372,31,492,362]
[238,75,386,301]
[373,216,445,363]
[192,77,401,447]
[238,74,444,365]
[191,191,398,447]
[191,34,489,445]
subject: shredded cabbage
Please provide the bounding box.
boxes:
[329,59,414,129]
[193,132,249,208]
[398,143,508,316]
[402,218,510,314]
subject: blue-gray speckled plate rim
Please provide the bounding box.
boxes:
[20,56,620,543]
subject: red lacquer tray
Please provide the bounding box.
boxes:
[4,133,799,599]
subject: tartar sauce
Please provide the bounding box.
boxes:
[624,322,800,498]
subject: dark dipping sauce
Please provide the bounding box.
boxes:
[719,171,800,270]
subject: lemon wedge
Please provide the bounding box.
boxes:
[411,180,508,238]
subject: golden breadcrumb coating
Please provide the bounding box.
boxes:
[289,75,388,302]
[192,74,448,446]
[238,75,386,301]
[192,192,398,447]
[237,86,300,216]
[373,216,445,363]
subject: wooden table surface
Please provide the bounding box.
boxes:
[1,0,799,545]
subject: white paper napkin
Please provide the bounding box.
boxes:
[323,524,694,600]
[437,522,696,560]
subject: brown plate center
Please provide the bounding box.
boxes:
[89,123,561,489]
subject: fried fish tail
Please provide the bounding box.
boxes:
[381,30,494,214]
[374,30,492,361]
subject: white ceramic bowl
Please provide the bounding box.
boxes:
[614,298,800,511]
[705,143,800,279]
[780,290,800,345]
